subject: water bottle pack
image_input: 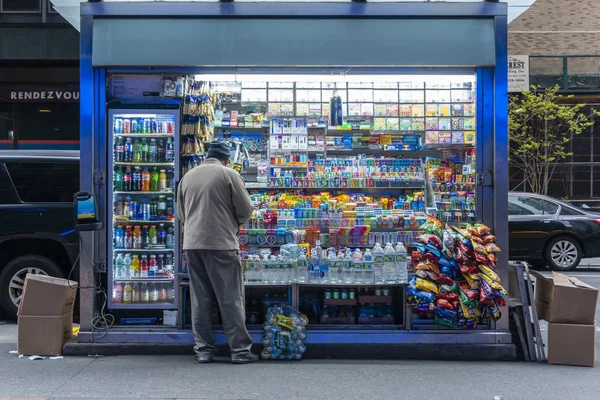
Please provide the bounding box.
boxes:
[262,305,308,360]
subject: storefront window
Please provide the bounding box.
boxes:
[0,104,13,149]
[17,103,79,149]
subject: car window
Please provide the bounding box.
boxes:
[0,163,19,204]
[509,196,559,216]
[5,161,79,203]
[560,205,584,216]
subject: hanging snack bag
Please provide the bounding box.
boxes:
[484,242,501,253]
[415,278,440,294]
[478,264,501,282]
[474,222,491,236]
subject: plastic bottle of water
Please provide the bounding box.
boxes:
[395,242,408,283]
[309,245,320,283]
[384,243,397,283]
[352,249,364,284]
[114,254,124,279]
[122,253,132,279]
[319,245,329,284]
[343,251,354,284]
[296,253,308,283]
[328,250,339,284]
[372,243,385,284]
[363,248,374,284]
[263,255,273,285]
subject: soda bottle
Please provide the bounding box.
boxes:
[149,139,158,163]
[149,225,158,246]
[384,243,396,284]
[141,283,150,303]
[131,254,140,277]
[123,253,132,279]
[123,282,133,304]
[150,198,158,218]
[133,226,142,249]
[149,255,158,277]
[140,255,149,278]
[158,224,166,246]
[123,197,131,219]
[115,137,124,162]
[124,138,133,162]
[150,283,160,303]
[129,200,137,220]
[141,167,151,192]
[159,169,167,191]
[114,167,124,192]
[132,166,142,192]
[132,139,141,162]
[166,197,175,221]
[157,196,167,218]
[141,138,149,163]
[150,168,159,192]
[157,254,165,273]
[141,225,150,249]
[123,166,132,192]
[124,226,133,249]
[159,284,168,303]
[372,243,385,284]
[112,282,123,304]
[165,137,174,162]
[166,226,174,249]
[114,225,125,249]
[157,139,165,163]
[132,282,141,303]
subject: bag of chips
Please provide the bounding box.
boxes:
[439,283,459,294]
[415,278,440,294]
[415,261,441,276]
[459,289,479,309]
[483,234,497,244]
[437,291,460,303]
[471,240,488,254]
[437,298,456,310]
[414,242,442,259]
[478,264,500,281]
[420,217,444,238]
[464,273,481,289]
[442,230,456,258]
[423,252,440,266]
[487,253,498,263]
[485,242,501,253]
[405,286,436,303]
[480,273,506,293]
[474,223,491,236]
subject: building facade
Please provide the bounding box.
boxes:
[0,0,79,150]
[508,0,600,199]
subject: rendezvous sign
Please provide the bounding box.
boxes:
[508,55,530,93]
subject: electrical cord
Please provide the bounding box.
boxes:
[65,234,115,338]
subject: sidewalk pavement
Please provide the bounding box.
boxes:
[1,323,600,400]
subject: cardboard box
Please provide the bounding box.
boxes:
[18,313,73,356]
[548,322,597,367]
[531,271,598,325]
[18,274,78,316]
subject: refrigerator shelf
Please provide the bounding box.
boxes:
[114,133,175,138]
[114,162,174,167]
[113,219,175,224]
[114,248,175,253]
[115,277,173,283]
[114,191,174,195]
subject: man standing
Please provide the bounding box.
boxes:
[177,141,257,364]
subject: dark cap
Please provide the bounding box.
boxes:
[207,141,231,160]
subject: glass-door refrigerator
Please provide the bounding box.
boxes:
[108,107,180,309]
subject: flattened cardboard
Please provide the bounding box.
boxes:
[531,271,598,325]
[18,274,78,316]
[548,322,596,367]
[18,313,73,356]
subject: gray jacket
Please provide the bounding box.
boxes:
[177,158,254,250]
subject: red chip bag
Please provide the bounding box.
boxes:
[487,253,498,263]
[475,253,489,264]
[471,235,485,244]
[437,298,455,310]
[483,234,497,244]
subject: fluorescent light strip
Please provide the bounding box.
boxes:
[193,74,475,83]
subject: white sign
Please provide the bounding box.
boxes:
[508,55,530,93]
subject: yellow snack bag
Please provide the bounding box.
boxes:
[478,264,500,281]
[415,278,440,294]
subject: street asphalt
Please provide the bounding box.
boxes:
[1,265,600,399]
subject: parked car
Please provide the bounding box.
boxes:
[509,192,600,270]
[0,150,80,319]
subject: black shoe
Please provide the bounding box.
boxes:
[196,353,214,363]
[231,353,259,364]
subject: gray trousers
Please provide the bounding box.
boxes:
[186,249,252,356]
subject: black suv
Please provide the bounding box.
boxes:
[0,150,80,319]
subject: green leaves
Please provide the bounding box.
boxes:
[509,85,599,195]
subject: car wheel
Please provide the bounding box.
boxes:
[545,237,582,271]
[0,255,64,319]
